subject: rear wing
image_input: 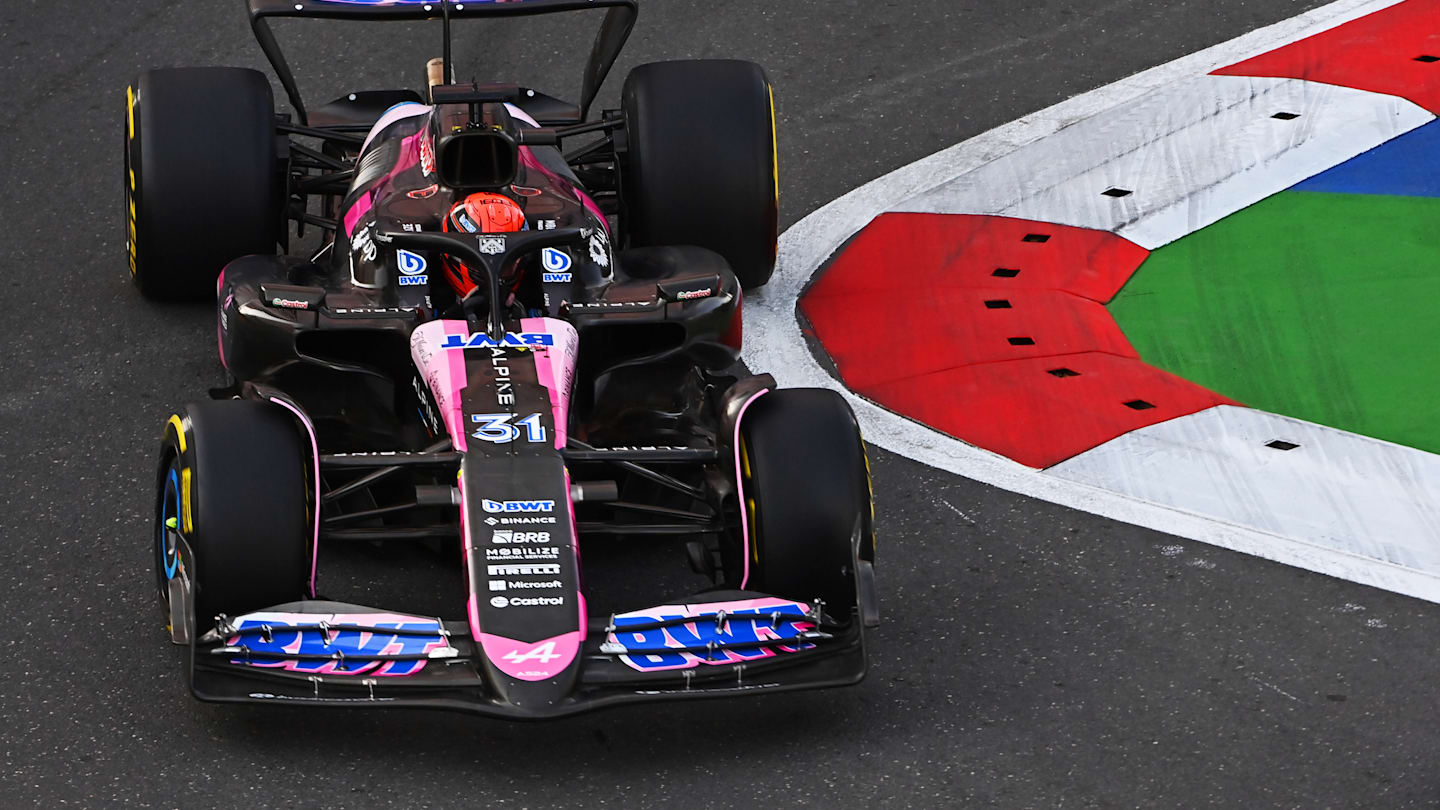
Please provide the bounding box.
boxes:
[246,0,639,124]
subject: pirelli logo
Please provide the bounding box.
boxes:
[487,563,561,576]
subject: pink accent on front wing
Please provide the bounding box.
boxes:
[459,469,484,644]
[565,466,588,638]
[733,389,769,589]
[520,317,579,449]
[269,397,321,597]
[479,631,583,681]
[409,320,473,452]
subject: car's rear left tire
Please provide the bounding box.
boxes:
[125,67,282,301]
[156,400,310,633]
[620,60,779,290]
[735,389,873,617]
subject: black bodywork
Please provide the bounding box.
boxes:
[163,0,877,719]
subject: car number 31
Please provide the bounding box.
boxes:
[470,413,548,444]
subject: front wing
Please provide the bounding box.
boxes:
[187,598,867,719]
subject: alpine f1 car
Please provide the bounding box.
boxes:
[128,0,878,718]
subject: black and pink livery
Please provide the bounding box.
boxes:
[143,0,876,719]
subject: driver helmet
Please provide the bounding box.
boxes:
[447,191,527,234]
[441,192,528,297]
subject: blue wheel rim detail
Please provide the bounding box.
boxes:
[161,468,180,580]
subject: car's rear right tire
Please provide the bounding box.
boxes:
[125,67,282,301]
[156,400,310,633]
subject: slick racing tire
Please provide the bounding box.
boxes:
[125,67,282,301]
[736,389,873,617]
[156,400,310,633]
[621,60,779,290]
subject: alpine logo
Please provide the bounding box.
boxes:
[478,236,506,255]
[482,499,555,514]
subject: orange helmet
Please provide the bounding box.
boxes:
[442,192,527,297]
[447,192,526,234]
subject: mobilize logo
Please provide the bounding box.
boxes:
[482,499,555,514]
[484,546,560,561]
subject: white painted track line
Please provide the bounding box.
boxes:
[895,76,1431,250]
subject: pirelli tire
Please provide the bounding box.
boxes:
[156,400,310,634]
[125,67,282,301]
[620,59,779,290]
[736,389,874,618]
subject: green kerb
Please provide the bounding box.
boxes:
[1109,190,1440,453]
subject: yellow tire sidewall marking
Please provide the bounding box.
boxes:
[165,416,194,534]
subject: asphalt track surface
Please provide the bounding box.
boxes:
[2,1,1437,807]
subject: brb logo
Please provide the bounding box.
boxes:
[607,600,816,672]
[228,613,451,677]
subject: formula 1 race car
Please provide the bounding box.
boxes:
[128,0,877,719]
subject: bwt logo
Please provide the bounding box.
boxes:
[482,499,555,514]
[609,603,815,672]
[397,249,427,276]
[541,247,572,273]
[230,619,448,677]
[442,332,555,350]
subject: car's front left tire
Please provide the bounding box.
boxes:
[156,400,310,633]
[733,388,874,617]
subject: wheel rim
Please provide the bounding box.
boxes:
[156,464,182,593]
